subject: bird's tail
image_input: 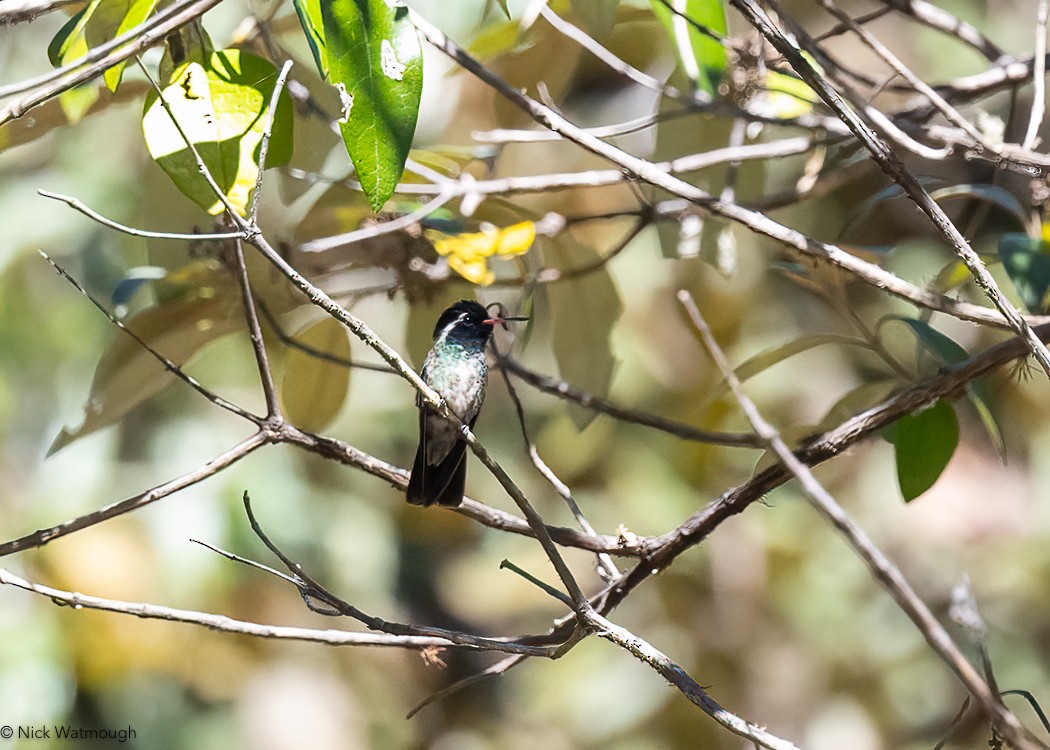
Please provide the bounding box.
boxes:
[407,441,467,507]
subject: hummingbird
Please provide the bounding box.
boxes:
[407,300,526,507]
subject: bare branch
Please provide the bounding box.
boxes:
[0,0,82,25]
[677,290,1039,749]
[734,0,1050,378]
[0,567,523,652]
[0,433,267,558]
[0,0,223,124]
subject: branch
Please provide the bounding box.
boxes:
[732,0,1050,378]
[0,0,81,25]
[0,0,224,124]
[677,290,1038,749]
[0,432,267,557]
[0,567,530,652]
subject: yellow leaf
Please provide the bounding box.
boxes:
[448,254,495,286]
[431,221,535,285]
[494,221,536,256]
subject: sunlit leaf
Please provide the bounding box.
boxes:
[650,0,727,96]
[141,49,293,216]
[292,0,329,78]
[882,399,959,502]
[930,259,971,294]
[100,0,162,90]
[546,238,623,429]
[281,317,351,432]
[47,0,162,91]
[468,19,527,58]
[59,83,100,125]
[322,0,423,212]
[49,291,242,455]
[761,69,818,119]
[999,233,1050,312]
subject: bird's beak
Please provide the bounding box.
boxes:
[483,316,529,329]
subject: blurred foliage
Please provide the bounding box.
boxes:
[2,1,1050,749]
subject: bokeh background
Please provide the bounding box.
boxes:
[2,1,1050,748]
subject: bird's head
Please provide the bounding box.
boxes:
[432,300,528,343]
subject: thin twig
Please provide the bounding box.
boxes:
[0,567,527,652]
[229,492,562,655]
[1024,0,1050,150]
[0,433,267,557]
[0,0,223,124]
[493,340,622,582]
[501,356,762,447]
[38,191,242,241]
[248,59,294,223]
[231,238,281,418]
[41,251,260,424]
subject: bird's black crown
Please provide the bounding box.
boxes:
[432,299,493,341]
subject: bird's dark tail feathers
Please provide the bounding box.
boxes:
[406,440,468,507]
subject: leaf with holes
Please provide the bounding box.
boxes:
[142,49,293,216]
[883,399,959,502]
[322,0,423,212]
[650,0,727,96]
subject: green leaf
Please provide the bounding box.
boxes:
[883,399,959,502]
[49,289,242,455]
[48,5,94,67]
[59,83,100,125]
[141,49,294,216]
[292,0,329,79]
[999,233,1050,312]
[889,317,968,364]
[889,316,1005,457]
[706,334,870,404]
[547,239,623,429]
[101,0,162,90]
[650,0,727,96]
[48,0,161,91]
[322,0,423,212]
[281,317,351,432]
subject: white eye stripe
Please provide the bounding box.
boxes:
[436,313,468,344]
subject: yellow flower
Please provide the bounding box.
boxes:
[432,221,536,286]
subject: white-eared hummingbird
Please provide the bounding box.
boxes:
[407,300,527,507]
